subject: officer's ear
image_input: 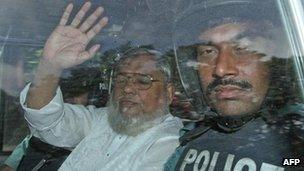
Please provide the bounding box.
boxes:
[166,83,174,104]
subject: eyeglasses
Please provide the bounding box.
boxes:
[113,73,160,90]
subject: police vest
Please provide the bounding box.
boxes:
[172,115,304,171]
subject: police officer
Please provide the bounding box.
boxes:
[166,0,304,170]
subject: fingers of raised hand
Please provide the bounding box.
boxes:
[57,2,107,46]
[87,17,108,40]
[71,1,91,27]
[78,44,100,60]
[59,3,73,26]
[79,7,104,32]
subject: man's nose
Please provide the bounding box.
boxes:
[213,46,239,78]
[122,79,136,94]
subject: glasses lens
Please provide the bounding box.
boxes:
[114,75,127,87]
[134,74,152,90]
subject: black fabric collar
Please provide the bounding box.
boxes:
[179,109,269,146]
[214,113,259,133]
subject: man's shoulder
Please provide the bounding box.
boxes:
[270,112,304,142]
[267,103,304,136]
[86,105,108,114]
[83,106,110,125]
[139,114,182,144]
[141,115,182,157]
[158,114,183,134]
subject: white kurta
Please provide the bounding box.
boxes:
[20,84,183,171]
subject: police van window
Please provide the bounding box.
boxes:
[0,0,303,170]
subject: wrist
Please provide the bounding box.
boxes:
[39,58,63,75]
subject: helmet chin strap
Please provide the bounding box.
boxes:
[212,108,268,132]
[215,114,258,132]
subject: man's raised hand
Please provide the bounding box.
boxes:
[42,2,108,70]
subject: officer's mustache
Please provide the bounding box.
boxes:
[206,78,253,95]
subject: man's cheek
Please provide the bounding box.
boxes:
[239,61,265,76]
[199,68,213,88]
[141,95,158,113]
[113,88,122,99]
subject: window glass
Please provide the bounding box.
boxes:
[0,0,303,168]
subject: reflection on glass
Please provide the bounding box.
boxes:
[0,0,303,171]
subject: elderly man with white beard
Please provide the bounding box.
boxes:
[19,2,182,171]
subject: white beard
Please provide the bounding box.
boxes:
[107,94,169,136]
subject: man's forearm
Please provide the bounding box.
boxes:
[26,59,62,109]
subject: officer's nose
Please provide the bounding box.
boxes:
[213,45,239,78]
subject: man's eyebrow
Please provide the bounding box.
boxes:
[197,41,214,46]
[234,32,246,41]
[234,30,261,41]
